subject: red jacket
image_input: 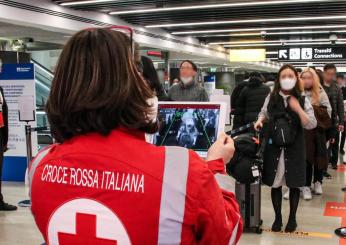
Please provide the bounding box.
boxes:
[29,128,242,245]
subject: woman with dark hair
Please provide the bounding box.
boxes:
[254,64,317,232]
[141,56,168,101]
[29,28,242,245]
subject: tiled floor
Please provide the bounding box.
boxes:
[1,163,346,244]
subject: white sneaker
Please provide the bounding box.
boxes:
[283,189,289,200]
[314,182,323,195]
[302,186,312,200]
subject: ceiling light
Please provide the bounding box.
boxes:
[224,43,283,47]
[197,30,333,37]
[171,24,346,35]
[60,0,116,6]
[146,15,346,28]
[224,42,336,47]
[224,41,346,47]
[109,0,330,15]
[210,39,330,45]
[285,42,333,45]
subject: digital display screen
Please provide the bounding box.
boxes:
[153,104,221,156]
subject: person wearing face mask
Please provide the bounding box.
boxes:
[298,67,331,200]
[168,60,209,101]
[322,64,344,171]
[29,28,242,245]
[254,64,317,233]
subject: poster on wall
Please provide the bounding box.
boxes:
[204,75,216,97]
[0,63,37,181]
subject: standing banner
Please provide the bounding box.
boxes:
[204,75,216,97]
[0,63,37,181]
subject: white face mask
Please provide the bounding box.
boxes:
[280,78,297,91]
[181,76,193,85]
[147,96,158,122]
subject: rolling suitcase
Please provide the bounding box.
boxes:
[235,181,262,234]
[226,123,264,234]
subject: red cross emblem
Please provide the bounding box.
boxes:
[58,213,117,245]
[47,198,131,245]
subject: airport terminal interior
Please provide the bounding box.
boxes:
[4,0,346,244]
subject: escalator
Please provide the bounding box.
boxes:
[32,59,52,108]
[31,59,52,128]
[31,59,54,148]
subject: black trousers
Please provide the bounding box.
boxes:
[0,131,4,203]
[329,132,340,167]
[306,162,323,185]
[340,124,346,151]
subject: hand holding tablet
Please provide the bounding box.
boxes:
[206,133,235,164]
[149,102,227,158]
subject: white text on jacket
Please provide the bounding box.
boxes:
[40,164,145,193]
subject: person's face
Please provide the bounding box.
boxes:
[279,68,296,82]
[180,62,196,78]
[301,72,314,90]
[324,68,336,83]
[337,77,345,87]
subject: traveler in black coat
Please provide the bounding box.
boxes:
[322,64,344,170]
[140,56,168,101]
[235,72,270,125]
[231,79,248,129]
[254,64,317,233]
[336,74,346,154]
[0,87,17,211]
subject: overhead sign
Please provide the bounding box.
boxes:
[278,47,346,61]
[147,51,163,58]
[230,49,266,62]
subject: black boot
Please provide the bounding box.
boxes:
[271,187,283,232]
[0,202,17,211]
[285,216,297,232]
[272,217,283,232]
[285,188,300,233]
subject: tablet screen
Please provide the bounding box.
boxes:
[152,103,224,157]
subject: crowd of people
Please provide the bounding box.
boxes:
[28,28,242,245]
[0,26,343,244]
[232,63,346,232]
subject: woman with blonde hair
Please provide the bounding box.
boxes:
[300,67,331,200]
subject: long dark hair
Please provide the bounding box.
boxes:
[141,56,165,95]
[46,28,157,143]
[272,64,303,99]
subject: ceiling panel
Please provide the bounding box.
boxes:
[53,0,346,54]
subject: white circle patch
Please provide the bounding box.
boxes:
[47,198,131,245]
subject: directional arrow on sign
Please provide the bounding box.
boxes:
[279,50,288,59]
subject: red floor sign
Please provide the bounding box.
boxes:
[324,194,346,245]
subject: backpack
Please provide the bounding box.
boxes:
[226,133,260,184]
[270,97,304,147]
